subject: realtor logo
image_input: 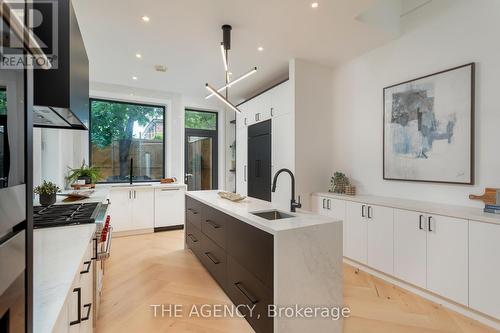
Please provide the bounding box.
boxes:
[0,0,58,69]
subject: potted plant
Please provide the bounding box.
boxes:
[66,161,103,186]
[34,181,60,206]
[330,172,350,194]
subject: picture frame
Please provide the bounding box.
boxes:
[383,63,475,185]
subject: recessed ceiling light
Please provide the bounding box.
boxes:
[258,46,264,52]
[311,2,319,8]
[141,16,150,22]
[135,53,142,59]
[132,76,138,80]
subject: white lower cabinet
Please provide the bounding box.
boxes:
[394,209,427,289]
[345,202,368,264]
[367,205,394,275]
[109,187,154,232]
[469,221,500,318]
[426,215,468,306]
[154,187,185,228]
[312,196,347,252]
[54,239,94,333]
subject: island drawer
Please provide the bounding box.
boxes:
[186,220,202,255]
[186,197,203,229]
[201,205,227,249]
[227,216,274,290]
[199,233,227,288]
[226,256,273,333]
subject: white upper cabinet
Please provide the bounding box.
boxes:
[271,113,294,210]
[394,209,427,289]
[426,215,468,306]
[366,205,394,275]
[269,80,292,118]
[469,221,500,319]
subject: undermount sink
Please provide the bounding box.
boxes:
[251,210,295,220]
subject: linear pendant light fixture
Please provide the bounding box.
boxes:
[206,84,241,113]
[205,25,257,111]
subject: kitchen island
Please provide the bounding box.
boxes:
[185,190,344,333]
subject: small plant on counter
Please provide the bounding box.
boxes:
[34,181,60,206]
[330,172,350,194]
[66,161,103,185]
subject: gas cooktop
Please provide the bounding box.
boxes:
[33,202,101,228]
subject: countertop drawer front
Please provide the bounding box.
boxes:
[199,233,227,288]
[186,197,202,229]
[227,215,274,290]
[202,205,227,249]
[186,220,202,256]
[226,256,273,333]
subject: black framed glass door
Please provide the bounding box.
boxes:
[185,110,218,190]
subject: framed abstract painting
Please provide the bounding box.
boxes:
[383,63,475,184]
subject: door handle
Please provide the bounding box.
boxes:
[367,206,373,219]
[205,219,221,229]
[419,215,424,230]
[70,288,82,325]
[428,216,433,232]
[244,165,247,182]
[361,205,366,218]
[80,261,91,274]
[235,282,259,304]
[204,252,220,265]
[81,303,92,321]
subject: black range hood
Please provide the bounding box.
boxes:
[33,0,89,130]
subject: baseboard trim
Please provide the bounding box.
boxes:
[154,225,184,232]
[343,258,500,331]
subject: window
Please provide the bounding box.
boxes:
[185,109,217,130]
[0,89,6,114]
[89,99,165,183]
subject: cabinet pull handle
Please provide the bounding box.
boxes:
[428,216,433,232]
[204,252,220,265]
[161,188,179,191]
[327,199,331,210]
[70,288,82,325]
[187,233,198,242]
[367,206,372,219]
[361,205,366,218]
[91,237,97,260]
[244,117,247,126]
[235,282,259,304]
[419,215,424,230]
[270,107,274,117]
[80,261,91,274]
[244,165,247,182]
[322,198,326,209]
[134,190,136,199]
[187,208,198,215]
[81,303,92,321]
[205,219,221,229]
[129,190,131,199]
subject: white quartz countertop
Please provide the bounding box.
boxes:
[34,224,96,333]
[186,191,340,235]
[107,182,186,190]
[314,192,500,226]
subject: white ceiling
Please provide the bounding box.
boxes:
[73,0,407,102]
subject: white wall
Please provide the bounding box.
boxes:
[330,0,500,207]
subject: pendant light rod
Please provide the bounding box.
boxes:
[206,83,241,113]
[205,67,257,99]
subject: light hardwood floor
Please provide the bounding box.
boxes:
[96,230,499,333]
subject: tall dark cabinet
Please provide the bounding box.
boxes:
[247,120,272,201]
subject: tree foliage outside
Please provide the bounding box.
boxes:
[0,89,6,115]
[90,99,164,179]
[185,110,217,130]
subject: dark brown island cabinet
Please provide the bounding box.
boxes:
[185,193,343,333]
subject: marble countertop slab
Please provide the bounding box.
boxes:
[313,192,500,226]
[34,224,96,333]
[186,190,340,235]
